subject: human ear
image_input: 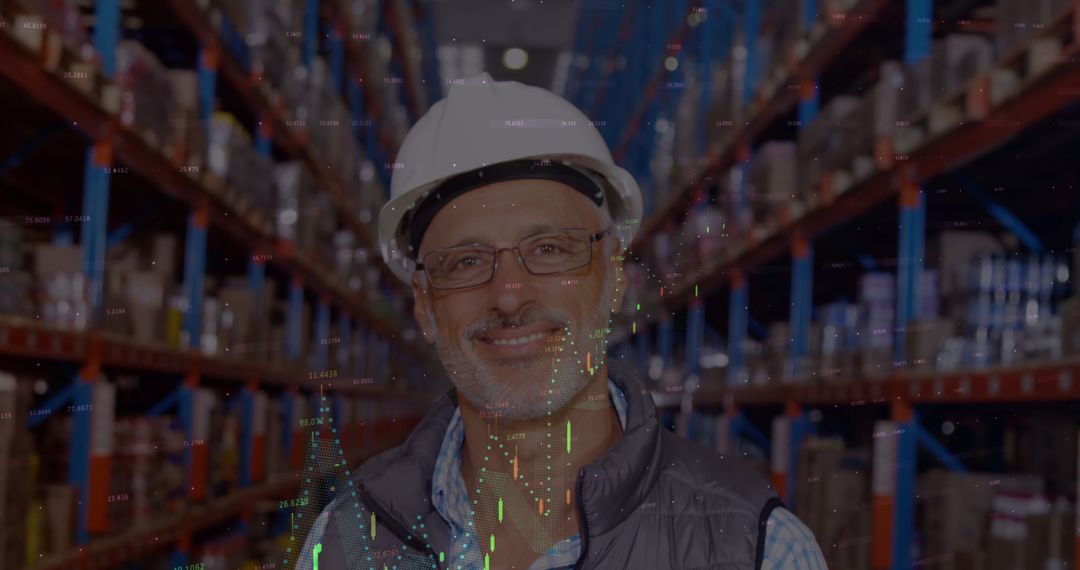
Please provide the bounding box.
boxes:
[411,272,436,345]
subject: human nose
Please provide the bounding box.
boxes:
[488,247,536,314]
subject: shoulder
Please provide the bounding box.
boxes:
[761,507,829,570]
[657,430,778,510]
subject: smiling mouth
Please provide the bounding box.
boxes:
[475,326,562,347]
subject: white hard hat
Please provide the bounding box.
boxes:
[377,72,643,284]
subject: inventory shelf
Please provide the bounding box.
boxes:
[688,356,1080,408]
[627,0,891,251]
[0,27,431,365]
[659,23,1080,308]
[30,424,418,570]
[0,315,423,397]
[33,471,301,570]
[164,0,404,292]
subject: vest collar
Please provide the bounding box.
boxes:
[357,362,663,551]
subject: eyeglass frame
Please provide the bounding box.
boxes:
[414,226,613,290]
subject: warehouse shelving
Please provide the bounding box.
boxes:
[691,356,1080,407]
[663,33,1080,308]
[0,315,433,397]
[0,0,440,567]
[626,0,892,253]
[162,0,424,309]
[578,0,1080,568]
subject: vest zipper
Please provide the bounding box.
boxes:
[358,485,442,568]
[572,468,589,570]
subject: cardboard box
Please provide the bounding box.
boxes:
[931,34,994,98]
[905,318,956,370]
[748,142,797,227]
[219,287,256,358]
[33,243,82,278]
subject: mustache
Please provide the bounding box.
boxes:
[466,305,572,340]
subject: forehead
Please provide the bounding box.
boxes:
[421,179,604,250]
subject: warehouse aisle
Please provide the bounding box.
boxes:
[0,0,1078,569]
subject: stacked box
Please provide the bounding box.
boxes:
[897,55,935,124]
[845,61,904,178]
[931,34,995,99]
[24,0,84,52]
[116,41,176,152]
[670,62,704,190]
[208,112,275,220]
[993,0,1072,58]
[0,219,30,317]
[905,318,956,370]
[706,64,739,154]
[44,484,76,556]
[748,142,797,228]
[821,470,871,570]
[797,96,859,203]
[273,161,313,243]
[33,243,88,330]
[148,416,186,518]
[219,284,257,359]
[0,373,33,570]
[1009,417,1077,497]
[919,470,1044,570]
[687,205,727,268]
[110,416,138,534]
[169,71,206,169]
[857,272,895,378]
[299,191,337,268]
[818,302,859,380]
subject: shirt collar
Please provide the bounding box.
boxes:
[432,379,629,541]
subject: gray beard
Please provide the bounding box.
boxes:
[430,272,617,421]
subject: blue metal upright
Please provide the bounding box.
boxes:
[338,314,352,372]
[182,208,208,350]
[904,0,933,64]
[742,0,763,105]
[328,27,345,94]
[287,278,304,362]
[349,77,365,145]
[803,0,817,31]
[255,118,272,158]
[239,387,254,486]
[303,0,320,68]
[248,255,266,324]
[727,271,749,386]
[798,78,820,127]
[315,299,330,372]
[68,377,94,544]
[93,0,119,78]
[686,296,705,379]
[81,141,112,325]
[894,415,917,570]
[198,46,217,127]
[790,237,814,380]
[658,314,675,371]
[895,182,926,364]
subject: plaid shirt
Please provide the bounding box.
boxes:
[431,380,828,570]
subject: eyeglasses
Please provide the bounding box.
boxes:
[416,227,611,290]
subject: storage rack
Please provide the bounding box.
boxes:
[0,0,442,567]
[569,0,1080,568]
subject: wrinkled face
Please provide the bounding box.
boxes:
[411,180,625,420]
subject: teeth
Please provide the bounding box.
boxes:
[491,331,548,346]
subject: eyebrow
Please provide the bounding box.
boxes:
[445,224,565,248]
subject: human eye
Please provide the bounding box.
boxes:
[439,248,489,274]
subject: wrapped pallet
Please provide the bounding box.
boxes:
[116,41,177,152]
[747,141,797,229]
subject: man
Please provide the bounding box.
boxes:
[299,73,827,569]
